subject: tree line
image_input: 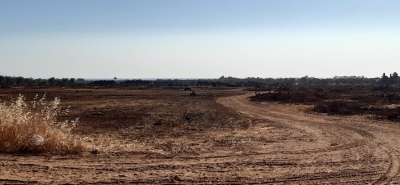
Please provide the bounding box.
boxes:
[380,72,399,85]
[0,73,398,88]
[0,76,86,87]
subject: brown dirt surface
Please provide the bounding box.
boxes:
[1,87,400,184]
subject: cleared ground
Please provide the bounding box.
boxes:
[0,87,399,184]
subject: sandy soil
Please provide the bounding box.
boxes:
[1,90,400,184]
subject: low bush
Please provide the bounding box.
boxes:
[373,107,400,121]
[312,101,363,115]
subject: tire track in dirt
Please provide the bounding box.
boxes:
[373,147,400,185]
[218,95,374,155]
[217,93,400,184]
[0,179,38,184]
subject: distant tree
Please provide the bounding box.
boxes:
[69,78,76,84]
[76,78,86,83]
[48,77,56,86]
[300,75,308,85]
[23,78,33,86]
[36,78,48,86]
[90,80,116,86]
[5,76,15,86]
[54,79,62,85]
[393,72,399,79]
[34,78,41,86]
[114,77,117,80]
[15,76,24,86]
[61,78,69,85]
[382,73,389,80]
[0,75,4,84]
[381,73,391,84]
[320,79,331,85]
[286,78,297,85]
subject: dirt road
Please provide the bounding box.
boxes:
[1,92,400,184]
[217,93,400,184]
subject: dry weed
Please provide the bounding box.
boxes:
[0,94,86,154]
[84,133,145,155]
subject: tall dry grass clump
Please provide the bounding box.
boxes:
[0,94,85,154]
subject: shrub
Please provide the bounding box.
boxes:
[0,94,85,154]
[373,107,400,121]
[312,101,362,115]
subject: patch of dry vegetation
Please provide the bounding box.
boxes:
[0,88,261,156]
[250,85,400,121]
[311,101,363,115]
[0,94,85,154]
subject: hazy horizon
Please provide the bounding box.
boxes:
[0,75,384,81]
[1,0,399,79]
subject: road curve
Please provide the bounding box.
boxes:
[217,93,400,184]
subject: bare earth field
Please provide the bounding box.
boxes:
[1,87,400,184]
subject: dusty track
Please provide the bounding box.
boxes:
[218,93,400,184]
[1,91,400,184]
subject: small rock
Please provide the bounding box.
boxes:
[90,150,100,154]
[29,135,44,146]
[173,175,182,181]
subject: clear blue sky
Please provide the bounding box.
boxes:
[1,0,399,79]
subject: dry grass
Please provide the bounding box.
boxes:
[0,94,86,154]
[0,88,259,156]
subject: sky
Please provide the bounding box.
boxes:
[1,0,399,79]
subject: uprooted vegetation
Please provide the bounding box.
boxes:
[0,94,85,154]
[249,85,400,121]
